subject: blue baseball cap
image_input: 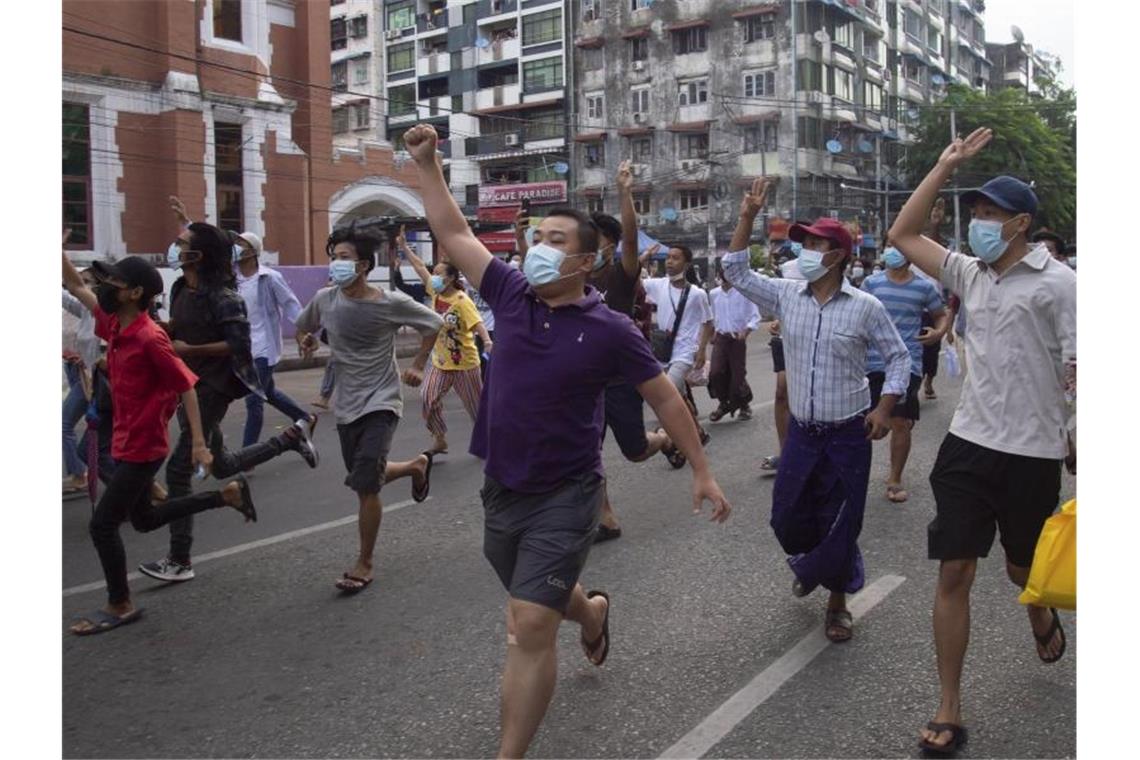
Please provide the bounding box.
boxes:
[961,175,1038,218]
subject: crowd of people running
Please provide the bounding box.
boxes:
[62,123,1075,759]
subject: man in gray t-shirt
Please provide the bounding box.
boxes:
[295,226,443,595]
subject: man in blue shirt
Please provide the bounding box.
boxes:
[862,247,950,503]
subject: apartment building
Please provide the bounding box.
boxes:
[985,38,1057,95]
[567,0,988,259]
[63,0,423,266]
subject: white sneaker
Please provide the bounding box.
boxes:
[138,557,195,583]
[292,416,320,468]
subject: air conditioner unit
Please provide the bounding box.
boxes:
[387,29,401,40]
[504,133,521,147]
[633,61,645,72]
[630,164,644,177]
[681,160,698,172]
[633,112,646,123]
[806,91,827,104]
[637,216,649,228]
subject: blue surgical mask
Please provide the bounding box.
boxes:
[232,244,245,263]
[797,247,834,283]
[522,243,568,286]
[883,247,907,270]
[329,259,360,287]
[430,275,445,292]
[968,218,1013,264]
[167,243,183,270]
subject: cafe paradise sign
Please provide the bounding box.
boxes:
[478,181,567,208]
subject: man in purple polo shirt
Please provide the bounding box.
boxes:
[406,123,731,759]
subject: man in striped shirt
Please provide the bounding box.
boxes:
[722,179,910,643]
[861,248,950,503]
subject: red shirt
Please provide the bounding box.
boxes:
[94,307,198,463]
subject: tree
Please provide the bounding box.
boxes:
[903,84,1076,241]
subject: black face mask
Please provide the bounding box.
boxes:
[96,283,123,314]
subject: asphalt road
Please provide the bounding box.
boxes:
[62,332,1076,759]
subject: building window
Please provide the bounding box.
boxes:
[796,60,822,91]
[673,26,707,55]
[351,102,371,130]
[833,67,853,101]
[62,102,91,248]
[832,22,853,50]
[927,25,941,52]
[331,61,348,91]
[632,136,652,162]
[744,122,778,153]
[864,81,883,112]
[863,35,881,62]
[584,0,600,23]
[797,116,821,149]
[745,14,775,43]
[631,0,651,10]
[585,142,605,167]
[350,15,368,39]
[631,87,650,114]
[586,94,604,120]
[678,190,708,211]
[523,9,562,46]
[388,43,414,73]
[633,194,650,215]
[903,9,923,41]
[903,57,923,84]
[525,108,564,141]
[331,17,347,50]
[587,197,604,214]
[353,57,370,86]
[679,132,709,159]
[333,107,350,135]
[387,1,415,30]
[214,122,244,233]
[582,47,603,71]
[743,70,775,98]
[213,0,242,42]
[389,84,415,116]
[631,37,649,62]
[523,57,563,91]
[678,78,708,106]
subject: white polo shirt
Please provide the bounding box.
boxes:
[941,244,1076,459]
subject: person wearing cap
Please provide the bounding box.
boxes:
[722,178,910,644]
[139,221,319,585]
[888,128,1076,757]
[232,231,317,449]
[1031,228,1068,264]
[61,244,258,635]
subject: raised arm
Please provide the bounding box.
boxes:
[514,209,529,261]
[721,180,781,315]
[395,225,433,288]
[61,231,97,314]
[616,160,641,279]
[169,195,192,228]
[729,177,772,252]
[405,124,494,289]
[889,127,993,279]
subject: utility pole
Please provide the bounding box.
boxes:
[875,134,883,242]
[949,108,961,248]
[790,0,798,221]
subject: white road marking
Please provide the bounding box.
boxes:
[658,574,907,759]
[62,497,427,598]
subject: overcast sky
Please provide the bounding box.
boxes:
[983,0,1075,87]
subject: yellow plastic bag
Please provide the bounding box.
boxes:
[1019,499,1076,610]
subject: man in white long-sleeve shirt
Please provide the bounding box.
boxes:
[708,268,760,421]
[722,179,910,644]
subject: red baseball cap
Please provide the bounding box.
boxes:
[788,218,854,256]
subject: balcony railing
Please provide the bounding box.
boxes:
[417,53,450,78]
[477,37,520,66]
[474,82,521,111]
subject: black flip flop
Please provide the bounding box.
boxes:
[335,573,373,594]
[234,474,257,523]
[594,525,622,544]
[580,590,611,666]
[1034,607,1067,664]
[919,722,968,757]
[825,608,853,643]
[71,607,144,636]
[412,451,434,503]
[657,428,686,470]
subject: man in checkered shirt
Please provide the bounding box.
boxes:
[722,179,910,644]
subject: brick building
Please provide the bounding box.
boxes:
[62,0,424,266]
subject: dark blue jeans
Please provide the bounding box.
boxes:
[243,357,309,447]
[63,362,87,478]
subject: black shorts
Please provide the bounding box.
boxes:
[770,337,786,374]
[928,433,1062,567]
[481,472,604,613]
[603,382,649,460]
[336,410,398,495]
[867,372,922,421]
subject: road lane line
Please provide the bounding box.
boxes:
[62,497,428,598]
[658,573,906,759]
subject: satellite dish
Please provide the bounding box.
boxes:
[931,73,945,86]
[1011,25,1024,43]
[475,36,490,49]
[826,139,843,154]
[813,31,830,45]
[857,138,874,154]
[660,207,679,222]
[552,162,569,175]
[907,107,920,120]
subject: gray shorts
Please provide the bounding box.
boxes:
[665,361,693,393]
[481,472,604,612]
[336,410,398,495]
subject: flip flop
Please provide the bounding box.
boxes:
[886,485,909,503]
[233,474,257,523]
[924,389,938,400]
[657,428,686,470]
[918,721,968,756]
[1033,607,1067,664]
[71,607,144,636]
[412,451,434,503]
[594,524,622,544]
[335,573,373,594]
[824,608,853,643]
[580,590,611,666]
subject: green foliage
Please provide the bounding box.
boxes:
[904,85,1076,240]
[749,244,768,272]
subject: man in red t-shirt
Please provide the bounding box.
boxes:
[62,244,258,636]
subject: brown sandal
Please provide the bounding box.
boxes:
[825,608,853,643]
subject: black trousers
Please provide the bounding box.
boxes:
[165,383,289,564]
[91,458,224,605]
[708,333,753,409]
